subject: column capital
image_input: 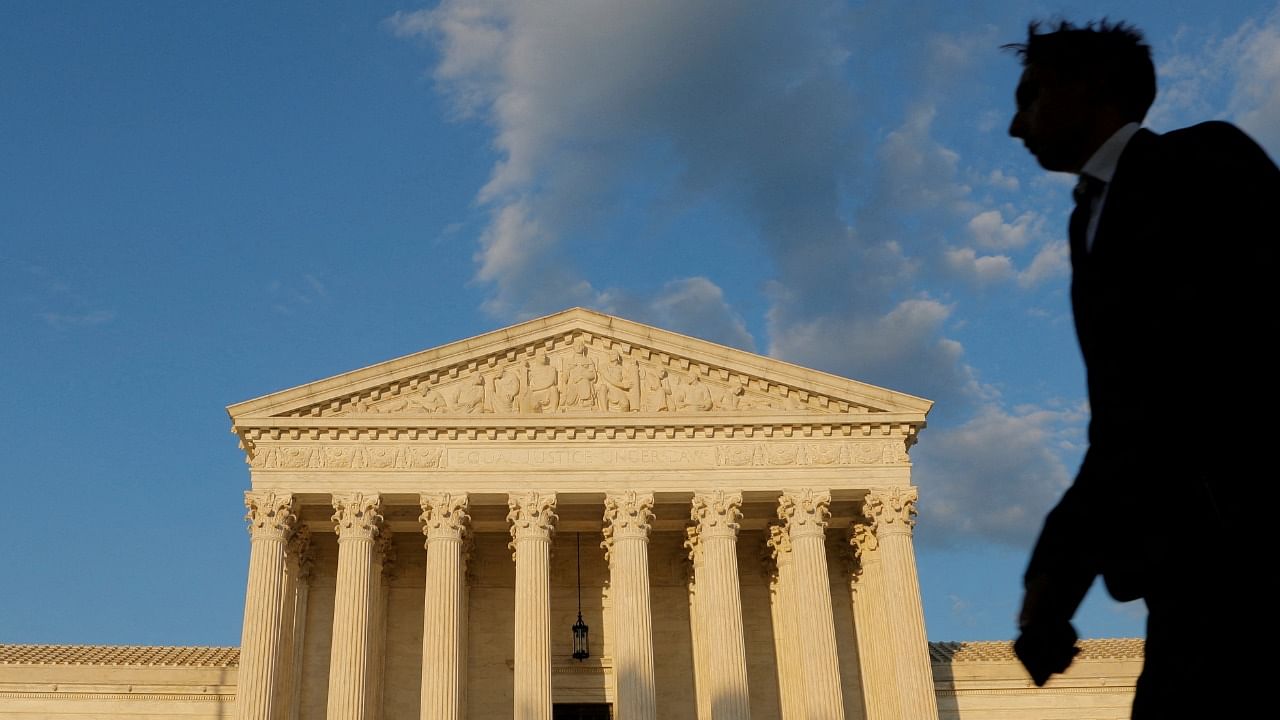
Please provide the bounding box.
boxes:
[602,490,655,560]
[507,492,558,552]
[331,492,383,541]
[420,492,471,542]
[691,490,742,539]
[778,488,832,538]
[766,523,793,561]
[375,529,398,581]
[245,491,296,541]
[864,487,918,536]
[287,524,315,583]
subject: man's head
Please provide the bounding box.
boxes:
[1005,20,1155,173]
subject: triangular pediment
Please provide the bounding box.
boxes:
[227,308,931,424]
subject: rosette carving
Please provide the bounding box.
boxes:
[690,490,743,540]
[420,492,471,542]
[244,491,296,541]
[331,492,383,541]
[777,488,832,538]
[863,487,918,536]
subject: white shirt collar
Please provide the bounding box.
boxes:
[1079,122,1141,184]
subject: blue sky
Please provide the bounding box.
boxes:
[3,0,1277,646]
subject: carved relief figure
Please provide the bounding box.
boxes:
[559,338,597,410]
[420,387,449,414]
[597,351,639,412]
[455,375,487,414]
[522,356,559,413]
[675,374,713,412]
[490,366,523,413]
[713,382,746,410]
[640,366,670,412]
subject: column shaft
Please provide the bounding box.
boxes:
[420,493,470,720]
[685,529,712,720]
[238,491,296,720]
[780,490,845,720]
[691,490,751,719]
[604,491,656,720]
[849,522,897,720]
[273,526,311,720]
[508,492,557,720]
[767,527,804,720]
[327,492,383,720]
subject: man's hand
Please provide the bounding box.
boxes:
[1014,619,1079,686]
[1016,574,1080,686]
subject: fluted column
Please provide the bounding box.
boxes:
[273,525,312,720]
[603,491,657,720]
[684,528,712,720]
[327,492,384,720]
[766,525,804,720]
[367,531,396,720]
[508,492,558,720]
[238,491,296,720]
[420,493,471,720]
[690,490,751,719]
[848,518,896,720]
[778,490,845,719]
[865,488,937,720]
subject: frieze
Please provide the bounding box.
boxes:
[247,440,908,471]
[287,332,869,419]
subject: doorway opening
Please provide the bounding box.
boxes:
[552,703,612,720]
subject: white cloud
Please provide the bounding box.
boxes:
[985,168,1020,191]
[1224,8,1280,155]
[600,277,756,352]
[1016,240,1069,288]
[38,310,116,328]
[967,209,1037,250]
[912,402,1086,547]
[944,247,1015,284]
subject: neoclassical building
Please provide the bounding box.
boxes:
[0,309,1142,720]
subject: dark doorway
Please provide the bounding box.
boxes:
[553,703,612,720]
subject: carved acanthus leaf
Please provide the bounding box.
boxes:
[863,488,918,536]
[602,491,655,561]
[331,492,383,541]
[778,489,832,538]
[420,492,471,542]
[244,491,296,541]
[691,490,743,539]
[507,492,558,556]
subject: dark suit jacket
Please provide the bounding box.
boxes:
[1024,122,1280,617]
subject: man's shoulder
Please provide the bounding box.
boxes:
[1129,121,1279,186]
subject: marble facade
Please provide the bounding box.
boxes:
[0,308,1143,719]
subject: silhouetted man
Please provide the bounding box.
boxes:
[1006,20,1278,717]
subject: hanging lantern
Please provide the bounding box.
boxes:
[572,611,590,661]
[572,532,590,661]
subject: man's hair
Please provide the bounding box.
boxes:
[1004,19,1156,122]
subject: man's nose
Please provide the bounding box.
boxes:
[1009,113,1025,138]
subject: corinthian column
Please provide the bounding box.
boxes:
[327,492,383,720]
[778,490,845,720]
[848,518,896,720]
[274,525,313,720]
[684,528,711,720]
[238,491,296,720]
[603,491,657,720]
[690,490,751,719]
[508,492,558,720]
[766,525,804,720]
[864,488,937,720]
[367,531,396,720]
[420,493,471,720]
